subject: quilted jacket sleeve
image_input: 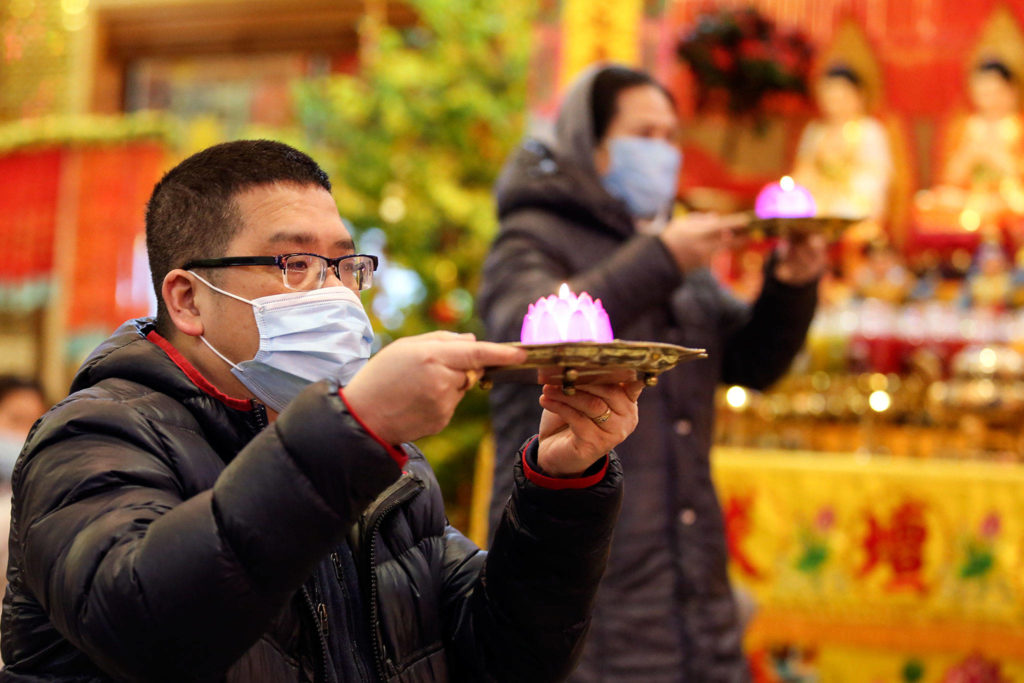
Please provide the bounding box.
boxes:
[13,381,401,683]
[718,264,819,390]
[440,438,624,682]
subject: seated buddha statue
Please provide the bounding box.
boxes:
[961,242,1012,309]
[792,64,894,221]
[940,59,1024,217]
[852,241,912,304]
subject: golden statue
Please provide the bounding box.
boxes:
[792,64,894,222]
[940,60,1024,216]
[916,8,1024,234]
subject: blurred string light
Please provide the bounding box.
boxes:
[726,385,748,410]
[959,209,981,232]
[379,196,405,224]
[379,183,406,224]
[979,347,997,373]
[61,0,88,31]
[868,390,891,413]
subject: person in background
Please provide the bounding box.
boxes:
[0,375,46,649]
[1,140,640,682]
[479,64,826,682]
[0,376,46,482]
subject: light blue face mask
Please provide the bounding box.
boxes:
[192,273,374,413]
[601,136,682,219]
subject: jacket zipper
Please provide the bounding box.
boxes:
[301,585,330,683]
[331,551,370,682]
[250,403,269,434]
[359,475,423,682]
[251,404,331,677]
[312,578,330,637]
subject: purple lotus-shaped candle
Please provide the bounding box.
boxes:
[521,283,615,344]
[755,176,817,219]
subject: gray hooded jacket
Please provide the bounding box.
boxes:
[479,66,818,682]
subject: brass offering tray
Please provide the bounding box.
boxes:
[742,216,862,242]
[481,340,707,394]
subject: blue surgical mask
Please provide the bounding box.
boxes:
[601,136,682,219]
[192,273,373,413]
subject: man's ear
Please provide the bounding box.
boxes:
[162,269,205,337]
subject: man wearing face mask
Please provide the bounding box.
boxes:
[1,140,641,682]
[479,64,826,681]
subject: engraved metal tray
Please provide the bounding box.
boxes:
[481,340,707,394]
[742,216,862,241]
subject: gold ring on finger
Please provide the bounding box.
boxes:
[459,369,482,391]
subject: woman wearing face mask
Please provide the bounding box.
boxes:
[478,64,827,682]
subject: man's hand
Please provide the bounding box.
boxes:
[659,213,748,273]
[535,381,644,477]
[773,232,828,286]
[342,332,526,445]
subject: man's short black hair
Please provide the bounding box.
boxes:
[590,66,676,143]
[145,140,332,333]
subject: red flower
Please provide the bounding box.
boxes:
[776,48,800,73]
[815,506,836,532]
[979,513,1001,540]
[677,7,814,116]
[739,39,769,61]
[711,45,734,72]
[942,653,1010,683]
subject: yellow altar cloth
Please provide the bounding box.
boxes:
[713,447,1024,677]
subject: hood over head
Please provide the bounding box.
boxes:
[493,64,639,238]
[553,63,606,177]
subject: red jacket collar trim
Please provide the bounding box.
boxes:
[520,436,610,490]
[146,331,254,411]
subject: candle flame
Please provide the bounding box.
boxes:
[558,282,572,298]
[755,176,816,219]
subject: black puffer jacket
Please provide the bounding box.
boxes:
[478,68,817,682]
[1,318,623,682]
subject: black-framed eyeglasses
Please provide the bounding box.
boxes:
[183,253,379,292]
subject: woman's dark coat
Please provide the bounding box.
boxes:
[479,67,818,682]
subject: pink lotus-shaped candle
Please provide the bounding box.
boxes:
[521,283,614,344]
[754,176,817,219]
